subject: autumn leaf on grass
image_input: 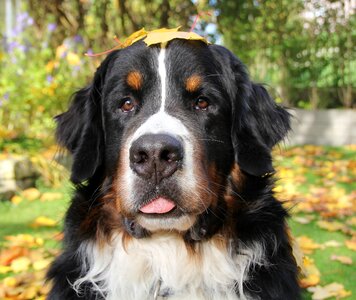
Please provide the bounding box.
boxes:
[330,254,353,265]
[10,195,23,204]
[5,234,44,248]
[31,216,57,228]
[345,238,356,251]
[317,220,346,232]
[307,282,352,300]
[10,256,31,273]
[323,240,342,248]
[294,215,314,224]
[40,192,63,202]
[346,217,356,227]
[21,188,41,201]
[0,271,51,299]
[296,236,321,254]
[0,246,29,266]
[299,256,321,288]
[33,258,52,271]
[0,265,12,274]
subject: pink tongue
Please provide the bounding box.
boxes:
[140,197,176,214]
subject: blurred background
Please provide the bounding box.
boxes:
[0,1,355,299]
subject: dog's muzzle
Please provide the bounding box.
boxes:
[129,134,184,184]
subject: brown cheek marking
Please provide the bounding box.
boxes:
[115,147,136,218]
[184,144,211,213]
[79,190,124,249]
[230,163,245,192]
[207,163,224,208]
[224,163,244,223]
[126,71,143,90]
[185,74,202,93]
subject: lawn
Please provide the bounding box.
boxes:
[0,145,355,299]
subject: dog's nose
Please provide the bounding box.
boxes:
[130,134,183,184]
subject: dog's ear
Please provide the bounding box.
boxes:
[55,53,115,183]
[232,83,291,177]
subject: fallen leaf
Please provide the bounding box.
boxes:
[330,254,353,265]
[53,232,64,241]
[294,215,314,224]
[308,282,352,299]
[317,220,345,232]
[40,192,63,202]
[21,188,41,201]
[299,256,321,288]
[19,284,39,299]
[0,246,28,266]
[323,240,342,248]
[345,239,356,251]
[346,217,356,226]
[296,236,321,254]
[10,256,31,273]
[3,277,18,287]
[33,259,52,271]
[31,216,57,228]
[144,28,209,46]
[10,195,23,205]
[0,266,12,274]
[5,234,43,248]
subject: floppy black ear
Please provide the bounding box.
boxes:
[233,83,291,176]
[55,53,115,183]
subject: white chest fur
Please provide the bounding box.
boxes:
[72,233,265,300]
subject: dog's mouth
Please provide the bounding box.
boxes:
[139,197,177,215]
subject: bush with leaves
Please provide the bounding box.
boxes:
[0,12,96,140]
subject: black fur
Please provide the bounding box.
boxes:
[47,40,300,300]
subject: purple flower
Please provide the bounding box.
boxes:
[74,35,83,44]
[47,23,57,32]
[1,92,10,107]
[6,40,19,53]
[46,75,54,83]
[4,92,10,101]
[16,12,29,23]
[86,48,93,56]
[27,17,34,26]
[17,44,26,52]
[72,65,81,73]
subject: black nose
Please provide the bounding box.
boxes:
[129,134,184,184]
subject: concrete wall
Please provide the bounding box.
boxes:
[286,109,356,146]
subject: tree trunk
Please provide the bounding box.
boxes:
[160,0,170,28]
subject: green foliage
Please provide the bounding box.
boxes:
[0,12,95,139]
[0,137,45,154]
[215,0,356,108]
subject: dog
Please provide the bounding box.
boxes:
[47,38,301,299]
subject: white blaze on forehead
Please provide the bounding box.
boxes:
[158,47,167,112]
[130,112,190,143]
[129,45,191,144]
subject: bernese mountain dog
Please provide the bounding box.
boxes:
[47,39,301,299]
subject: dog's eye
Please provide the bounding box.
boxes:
[120,97,136,112]
[194,97,209,110]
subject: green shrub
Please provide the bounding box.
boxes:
[0,12,95,140]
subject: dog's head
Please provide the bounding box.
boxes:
[56,40,290,236]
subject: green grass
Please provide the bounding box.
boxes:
[290,217,355,299]
[0,184,71,250]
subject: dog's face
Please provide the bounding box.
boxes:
[56,40,290,235]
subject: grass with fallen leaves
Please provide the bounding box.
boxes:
[0,145,355,300]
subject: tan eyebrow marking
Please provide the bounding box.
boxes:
[126,71,143,90]
[185,74,202,93]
